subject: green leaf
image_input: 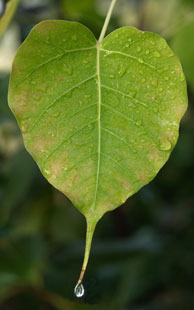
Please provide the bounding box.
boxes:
[8,20,187,285]
[0,0,20,38]
[171,20,194,92]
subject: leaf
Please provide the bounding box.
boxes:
[8,20,187,285]
[171,20,194,92]
[0,0,20,38]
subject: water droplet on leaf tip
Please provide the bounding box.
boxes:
[74,283,84,298]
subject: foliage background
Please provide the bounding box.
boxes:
[0,0,194,309]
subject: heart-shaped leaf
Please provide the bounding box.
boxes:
[8,20,187,286]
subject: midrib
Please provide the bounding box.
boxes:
[93,41,102,209]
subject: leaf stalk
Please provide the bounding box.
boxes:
[98,0,118,43]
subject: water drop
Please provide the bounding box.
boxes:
[151,79,158,87]
[128,90,136,98]
[135,119,142,127]
[154,51,161,58]
[44,168,51,177]
[180,75,185,82]
[72,35,77,41]
[64,64,73,75]
[159,139,172,151]
[118,65,127,77]
[74,283,84,298]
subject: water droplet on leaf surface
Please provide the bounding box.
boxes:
[74,283,84,298]
[154,51,161,58]
[135,119,142,127]
[159,139,172,151]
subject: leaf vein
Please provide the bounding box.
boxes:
[101,48,157,71]
[14,46,96,90]
[43,119,98,165]
[101,84,148,108]
[101,151,133,179]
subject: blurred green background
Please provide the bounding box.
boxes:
[0,0,194,309]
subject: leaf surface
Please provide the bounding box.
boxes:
[8,20,187,282]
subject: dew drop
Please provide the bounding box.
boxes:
[74,283,84,298]
[154,51,161,58]
[21,124,27,133]
[135,119,142,127]
[180,75,185,82]
[159,140,172,151]
[128,90,136,98]
[44,168,51,177]
[118,65,127,77]
[153,107,159,113]
[151,79,158,87]
[72,35,77,41]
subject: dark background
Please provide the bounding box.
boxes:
[0,0,194,309]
